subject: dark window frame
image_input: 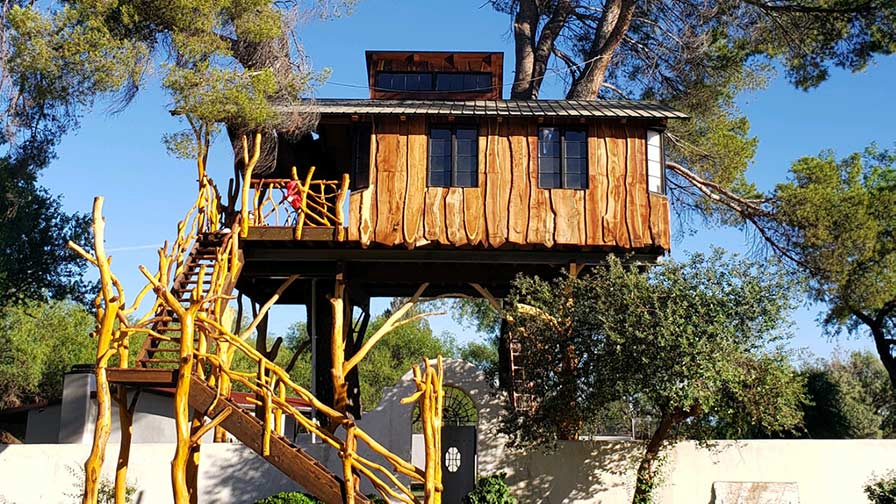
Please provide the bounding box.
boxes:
[374,71,493,93]
[537,126,589,190]
[349,123,372,190]
[427,124,479,188]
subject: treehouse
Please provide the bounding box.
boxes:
[239,50,686,303]
[84,50,686,504]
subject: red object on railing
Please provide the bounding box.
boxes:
[284,181,304,210]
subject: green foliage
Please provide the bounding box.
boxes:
[801,351,896,439]
[67,464,137,504]
[865,471,896,504]
[0,156,95,306]
[4,0,349,162]
[0,300,95,409]
[773,147,896,331]
[771,146,896,388]
[504,250,804,446]
[463,473,517,504]
[361,309,456,409]
[253,492,321,504]
[503,251,805,503]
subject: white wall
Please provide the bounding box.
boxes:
[1,439,895,503]
[6,360,896,503]
[499,439,896,503]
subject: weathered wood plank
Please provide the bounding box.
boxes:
[602,123,630,247]
[484,119,508,247]
[507,120,530,244]
[585,123,606,245]
[404,117,427,248]
[347,190,361,242]
[445,188,467,245]
[463,123,488,246]
[526,125,549,246]
[648,192,671,250]
[374,117,404,245]
[360,120,379,247]
[463,187,484,246]
[424,187,448,244]
[626,125,646,248]
[551,189,577,244]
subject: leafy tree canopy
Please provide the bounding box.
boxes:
[0,300,95,409]
[2,0,353,168]
[800,350,896,439]
[771,146,896,387]
[491,0,896,226]
[0,155,95,305]
[502,250,805,503]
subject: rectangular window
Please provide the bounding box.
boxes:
[428,126,479,188]
[350,124,371,190]
[538,127,588,189]
[375,72,492,93]
[646,129,664,194]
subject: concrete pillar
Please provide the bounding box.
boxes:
[58,366,96,443]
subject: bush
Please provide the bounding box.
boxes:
[866,472,896,504]
[253,492,322,504]
[463,473,517,504]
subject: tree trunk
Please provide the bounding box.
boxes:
[870,322,896,390]
[528,1,574,99]
[566,0,636,100]
[510,0,538,99]
[632,413,675,504]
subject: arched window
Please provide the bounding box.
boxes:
[412,386,478,433]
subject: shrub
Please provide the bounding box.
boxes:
[865,471,896,504]
[253,492,322,504]
[463,473,517,504]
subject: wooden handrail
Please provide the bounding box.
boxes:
[245,171,351,238]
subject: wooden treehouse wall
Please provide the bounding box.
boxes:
[346,116,671,251]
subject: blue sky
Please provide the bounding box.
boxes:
[40,0,895,360]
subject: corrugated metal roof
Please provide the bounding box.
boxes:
[280,99,688,119]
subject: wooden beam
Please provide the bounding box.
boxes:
[107,368,178,386]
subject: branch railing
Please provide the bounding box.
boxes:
[71,134,443,504]
[243,167,350,240]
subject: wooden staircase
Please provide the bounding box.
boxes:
[136,231,230,367]
[188,374,370,504]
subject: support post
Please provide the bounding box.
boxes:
[309,279,335,423]
[330,273,349,423]
[171,310,196,504]
[114,386,134,504]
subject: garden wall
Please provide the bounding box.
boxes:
[1,438,895,503]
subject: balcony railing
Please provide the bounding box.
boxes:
[245,167,350,240]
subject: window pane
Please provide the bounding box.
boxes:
[540,156,560,175]
[539,128,561,157]
[648,175,663,193]
[455,170,478,188]
[477,74,492,90]
[540,172,561,189]
[564,138,587,159]
[564,173,583,189]
[428,155,451,186]
[436,73,463,91]
[565,128,586,143]
[457,155,477,174]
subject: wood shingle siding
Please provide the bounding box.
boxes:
[347,116,671,251]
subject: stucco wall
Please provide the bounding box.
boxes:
[4,360,896,503]
[1,439,895,503]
